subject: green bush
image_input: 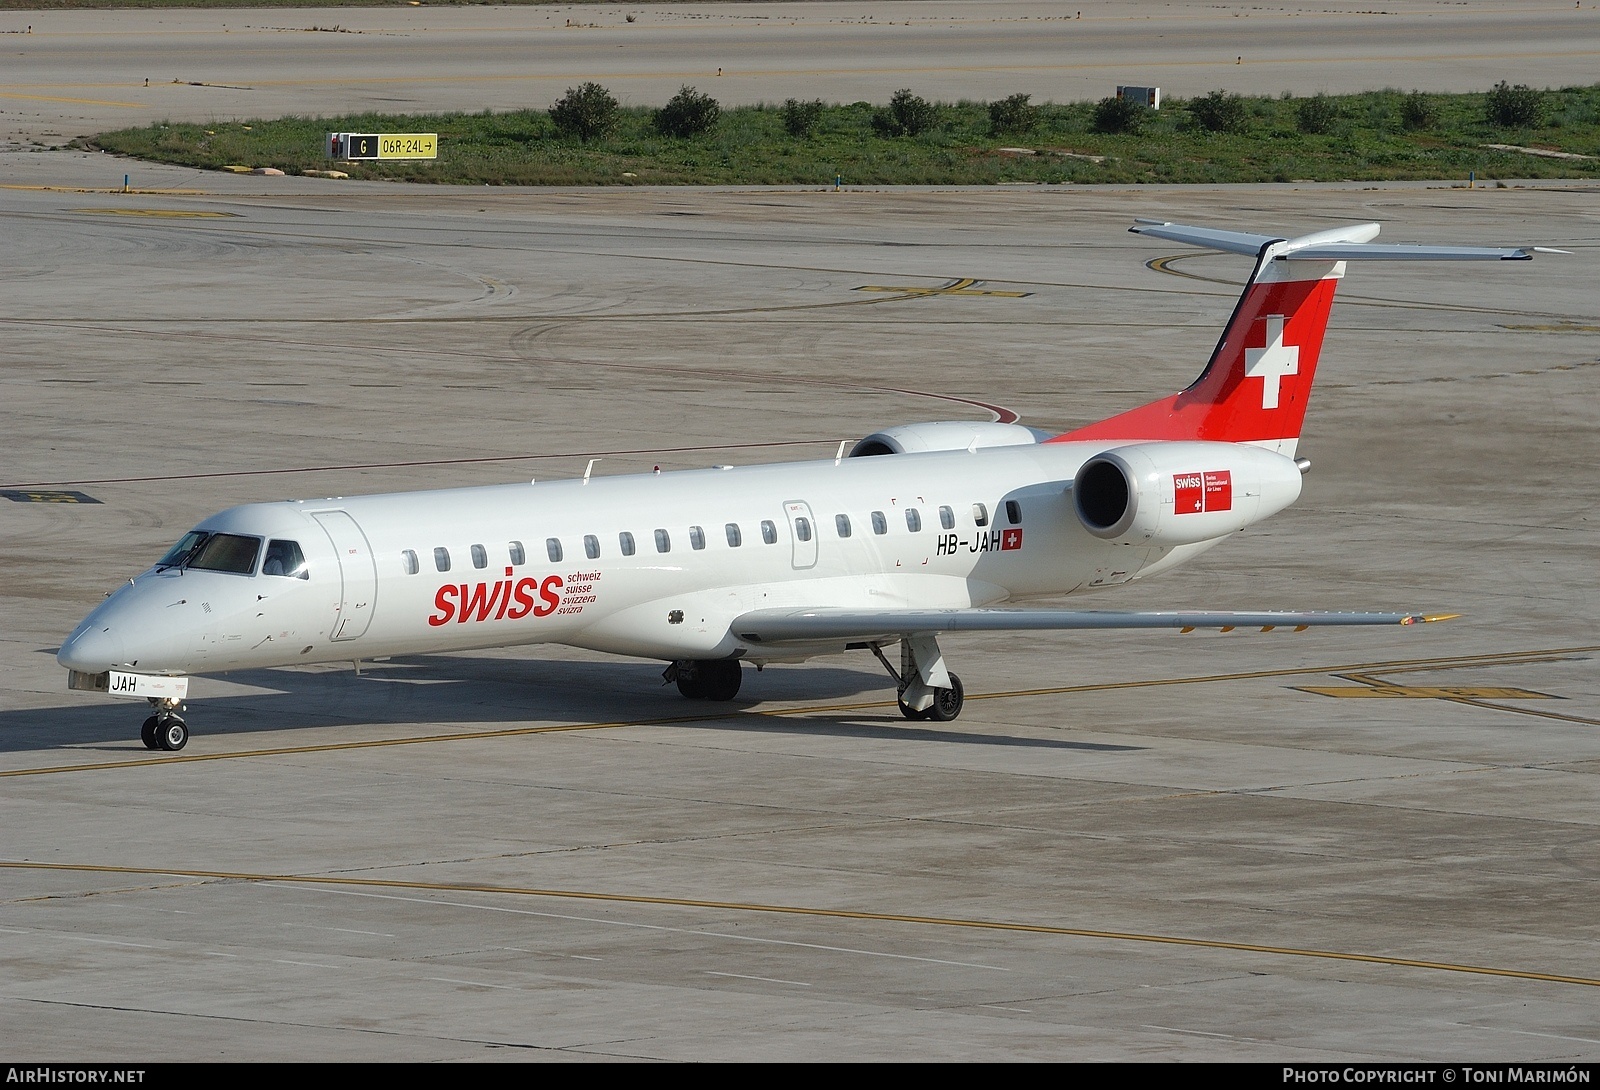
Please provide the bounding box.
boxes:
[1091,95,1146,134]
[85,84,1600,188]
[654,85,721,138]
[1399,90,1439,131]
[1485,81,1544,127]
[782,98,825,137]
[1296,94,1340,135]
[989,92,1040,137]
[872,89,940,137]
[1188,90,1250,133]
[549,82,619,143]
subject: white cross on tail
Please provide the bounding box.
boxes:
[1244,314,1300,409]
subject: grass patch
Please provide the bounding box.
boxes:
[84,86,1600,187]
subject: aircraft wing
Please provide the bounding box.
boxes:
[731,607,1448,644]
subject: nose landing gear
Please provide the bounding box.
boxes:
[140,698,189,751]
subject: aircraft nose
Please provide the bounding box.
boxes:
[57,625,127,672]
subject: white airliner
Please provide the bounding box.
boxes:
[58,220,1545,751]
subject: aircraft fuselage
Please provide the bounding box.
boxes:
[58,441,1251,676]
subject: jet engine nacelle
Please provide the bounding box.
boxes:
[850,421,1052,457]
[1072,441,1304,546]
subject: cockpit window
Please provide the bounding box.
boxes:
[156,531,208,570]
[186,533,261,575]
[262,539,309,579]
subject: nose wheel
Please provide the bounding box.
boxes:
[140,702,189,751]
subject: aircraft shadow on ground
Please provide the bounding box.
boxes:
[6,654,1140,755]
[687,714,1139,752]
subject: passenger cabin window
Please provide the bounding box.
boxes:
[584,534,600,560]
[726,523,742,548]
[939,505,955,530]
[1006,500,1022,525]
[401,549,419,576]
[509,540,526,566]
[689,525,706,551]
[471,544,488,569]
[188,533,261,575]
[761,520,777,545]
[619,532,636,557]
[905,508,922,533]
[654,529,671,553]
[262,539,309,580]
[871,511,888,535]
[835,514,851,538]
[973,503,989,527]
[794,517,812,542]
[434,547,451,572]
[546,538,563,563]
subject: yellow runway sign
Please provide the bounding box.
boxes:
[330,132,438,160]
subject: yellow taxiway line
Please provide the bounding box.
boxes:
[6,645,1594,780]
[4,859,1597,990]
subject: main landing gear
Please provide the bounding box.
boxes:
[897,674,964,722]
[139,698,189,751]
[666,659,743,702]
[871,636,965,722]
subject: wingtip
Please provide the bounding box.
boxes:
[1406,612,1462,625]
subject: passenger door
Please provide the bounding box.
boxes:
[312,510,378,641]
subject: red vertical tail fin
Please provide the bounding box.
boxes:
[1050,222,1537,456]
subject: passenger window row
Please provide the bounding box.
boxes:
[398,501,1021,575]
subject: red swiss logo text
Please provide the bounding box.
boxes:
[428,568,602,626]
[429,574,563,626]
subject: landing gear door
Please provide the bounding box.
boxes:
[312,510,378,641]
[783,499,818,570]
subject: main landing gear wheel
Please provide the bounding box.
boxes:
[899,674,964,723]
[672,659,743,701]
[140,715,161,750]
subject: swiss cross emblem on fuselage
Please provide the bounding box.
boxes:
[1243,314,1300,410]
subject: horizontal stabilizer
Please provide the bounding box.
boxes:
[1129,220,1285,255]
[1283,243,1534,261]
[1132,220,1543,261]
[734,607,1447,644]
